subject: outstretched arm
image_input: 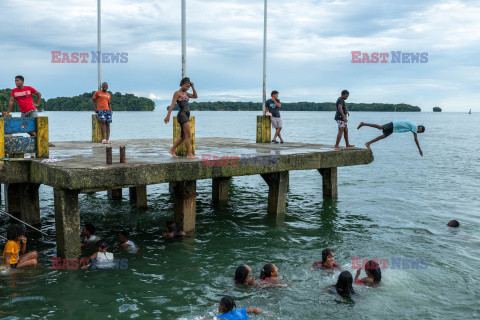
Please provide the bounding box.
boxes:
[413,133,423,156]
[164,92,180,123]
[246,308,262,314]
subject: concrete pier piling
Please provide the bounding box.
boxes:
[129,186,147,208]
[107,188,123,200]
[54,188,80,259]
[261,171,289,215]
[173,180,197,234]
[318,168,338,198]
[212,177,231,203]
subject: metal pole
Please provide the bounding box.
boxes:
[182,0,187,78]
[262,0,267,115]
[97,0,102,89]
[0,209,48,237]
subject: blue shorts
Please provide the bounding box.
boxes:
[10,263,18,269]
[97,110,112,123]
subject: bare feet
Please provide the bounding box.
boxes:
[346,145,356,148]
[186,154,198,159]
[334,146,342,150]
[365,143,371,150]
[168,149,178,158]
[357,122,364,130]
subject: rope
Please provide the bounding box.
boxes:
[0,209,48,237]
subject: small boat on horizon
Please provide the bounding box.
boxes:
[469,109,472,114]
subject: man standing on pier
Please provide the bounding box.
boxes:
[2,75,41,136]
[334,90,355,150]
[92,82,112,144]
[267,90,284,143]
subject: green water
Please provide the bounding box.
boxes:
[1,111,479,319]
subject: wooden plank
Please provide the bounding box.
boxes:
[92,114,102,143]
[4,117,36,134]
[173,116,195,156]
[36,117,49,158]
[5,136,37,154]
[0,119,5,159]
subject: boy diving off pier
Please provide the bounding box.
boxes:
[357,121,425,156]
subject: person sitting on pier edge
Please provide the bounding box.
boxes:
[311,248,340,270]
[164,77,198,159]
[82,239,115,269]
[162,221,186,239]
[357,121,425,156]
[92,82,113,144]
[3,75,41,136]
[234,264,258,286]
[266,90,284,143]
[119,230,139,254]
[354,260,382,287]
[206,296,262,320]
[326,271,356,299]
[81,223,100,247]
[3,224,38,270]
[334,89,355,150]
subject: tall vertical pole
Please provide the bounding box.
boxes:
[182,0,187,78]
[262,0,267,115]
[97,0,102,89]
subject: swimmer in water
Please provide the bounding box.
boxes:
[80,223,100,247]
[119,230,140,254]
[162,221,186,239]
[259,263,286,287]
[205,296,261,320]
[82,239,115,269]
[326,271,356,298]
[164,77,198,159]
[354,260,382,287]
[234,265,258,286]
[311,248,340,270]
[3,224,37,270]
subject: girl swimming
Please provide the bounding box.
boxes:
[234,265,258,286]
[354,260,382,287]
[259,263,286,287]
[311,248,340,270]
[326,271,356,298]
[214,296,261,320]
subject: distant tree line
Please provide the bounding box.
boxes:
[433,106,442,112]
[0,89,155,111]
[0,89,46,112]
[171,101,421,112]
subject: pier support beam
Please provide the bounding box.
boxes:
[261,171,289,215]
[129,186,147,208]
[107,188,123,200]
[20,183,41,226]
[173,180,197,234]
[4,183,22,216]
[212,177,231,203]
[318,168,338,198]
[54,188,80,259]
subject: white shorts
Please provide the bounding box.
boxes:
[336,120,347,128]
[271,117,283,129]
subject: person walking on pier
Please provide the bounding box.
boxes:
[357,121,425,156]
[3,75,41,136]
[164,77,198,159]
[92,82,113,144]
[334,90,355,150]
[266,90,284,143]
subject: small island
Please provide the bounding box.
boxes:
[433,106,442,112]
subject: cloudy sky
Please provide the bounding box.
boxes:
[1,0,479,111]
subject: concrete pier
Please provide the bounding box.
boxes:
[107,188,123,200]
[0,138,373,258]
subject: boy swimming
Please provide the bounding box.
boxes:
[119,230,139,254]
[81,223,100,247]
[209,296,262,320]
[357,121,425,156]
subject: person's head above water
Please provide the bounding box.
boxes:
[96,239,109,252]
[218,296,236,314]
[365,260,382,284]
[335,271,355,298]
[418,125,425,133]
[119,230,130,243]
[447,220,459,227]
[234,265,252,284]
[341,89,349,100]
[322,248,335,265]
[7,224,25,241]
[83,223,96,236]
[260,263,278,280]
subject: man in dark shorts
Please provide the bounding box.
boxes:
[3,75,41,136]
[357,121,425,156]
[333,90,355,150]
[266,90,284,143]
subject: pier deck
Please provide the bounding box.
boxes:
[0,138,373,258]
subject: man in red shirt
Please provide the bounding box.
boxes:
[92,82,112,144]
[3,75,42,136]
